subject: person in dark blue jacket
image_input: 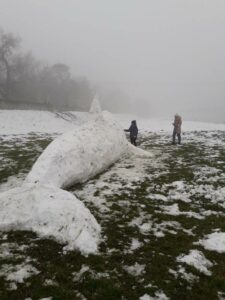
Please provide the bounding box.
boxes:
[125,120,138,146]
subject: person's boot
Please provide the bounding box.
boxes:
[172,132,176,145]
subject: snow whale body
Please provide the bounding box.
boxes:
[0,105,152,255]
[25,111,129,188]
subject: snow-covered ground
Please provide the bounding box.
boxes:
[1,109,225,135]
[1,109,225,299]
[0,110,88,135]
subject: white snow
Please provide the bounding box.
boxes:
[130,238,143,251]
[1,109,225,136]
[197,232,225,253]
[73,264,109,282]
[0,242,28,259]
[170,181,185,190]
[73,265,90,282]
[218,291,225,300]
[0,184,101,255]
[160,203,204,219]
[140,291,169,300]
[140,295,153,300]
[177,250,213,276]
[25,112,129,188]
[148,194,168,202]
[140,222,152,234]
[124,263,145,276]
[0,261,40,283]
[169,266,199,283]
[116,114,225,133]
[43,279,58,286]
[0,175,25,193]
[128,213,192,237]
[8,282,18,290]
[89,95,102,113]
[0,110,85,135]
[76,153,154,214]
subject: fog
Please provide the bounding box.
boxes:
[1,0,225,122]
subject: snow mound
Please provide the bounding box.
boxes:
[177,250,213,276]
[0,185,101,255]
[197,232,225,253]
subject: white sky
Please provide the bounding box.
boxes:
[0,0,225,120]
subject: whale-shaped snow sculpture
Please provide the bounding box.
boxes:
[0,108,152,255]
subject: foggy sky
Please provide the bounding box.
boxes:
[1,0,225,121]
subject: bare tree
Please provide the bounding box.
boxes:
[0,28,93,110]
[0,28,20,101]
[51,63,70,82]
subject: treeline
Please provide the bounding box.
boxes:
[0,28,93,111]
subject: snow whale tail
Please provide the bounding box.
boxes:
[0,184,101,255]
[89,95,102,114]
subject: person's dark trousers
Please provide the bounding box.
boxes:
[130,136,137,146]
[173,131,181,144]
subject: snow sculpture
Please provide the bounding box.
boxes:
[0,99,152,255]
[89,95,102,114]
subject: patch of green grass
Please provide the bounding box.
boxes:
[0,134,53,184]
